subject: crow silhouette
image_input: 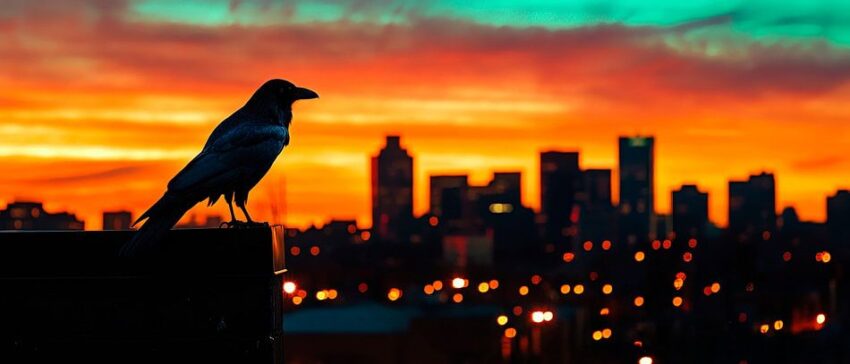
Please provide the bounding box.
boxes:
[120,79,318,256]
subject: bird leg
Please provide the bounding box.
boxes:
[220,199,251,228]
[239,204,269,228]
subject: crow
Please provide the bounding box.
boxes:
[120,79,318,256]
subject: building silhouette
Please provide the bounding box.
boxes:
[728,172,777,240]
[578,168,615,242]
[618,136,654,244]
[540,151,581,247]
[672,185,709,240]
[429,175,470,232]
[102,210,132,230]
[0,201,84,230]
[371,135,414,243]
[827,189,850,244]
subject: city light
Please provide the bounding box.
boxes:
[602,284,613,295]
[292,296,303,305]
[562,252,575,263]
[560,284,571,294]
[816,313,827,325]
[453,293,464,303]
[497,315,509,326]
[600,308,610,316]
[504,327,517,338]
[433,280,444,291]
[634,251,645,262]
[489,203,513,214]
[822,251,832,263]
[652,240,661,250]
[673,278,684,290]
[489,279,500,289]
[592,331,602,341]
[512,306,523,316]
[634,296,645,307]
[574,284,585,295]
[310,246,320,256]
[759,324,769,334]
[662,240,672,249]
[424,284,435,295]
[583,241,593,251]
[710,282,721,293]
[327,289,338,300]
[531,274,542,285]
[782,251,792,262]
[452,277,466,289]
[672,296,683,307]
[290,246,301,256]
[773,320,784,330]
[683,251,693,262]
[519,286,529,296]
[639,356,653,364]
[688,238,698,248]
[428,216,438,226]
[316,290,327,301]
[388,288,402,301]
[283,281,296,295]
[478,282,490,293]
[531,311,544,323]
[358,283,369,293]
[601,240,612,250]
[602,328,612,339]
[543,311,553,321]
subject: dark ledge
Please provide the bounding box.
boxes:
[0,226,285,363]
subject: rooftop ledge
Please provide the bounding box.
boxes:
[0,226,286,363]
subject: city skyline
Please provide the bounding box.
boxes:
[4,133,849,232]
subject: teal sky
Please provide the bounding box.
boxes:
[131,0,850,46]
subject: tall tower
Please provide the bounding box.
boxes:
[540,151,581,246]
[371,135,414,243]
[618,136,654,244]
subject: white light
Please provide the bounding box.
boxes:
[639,356,653,364]
[283,281,296,294]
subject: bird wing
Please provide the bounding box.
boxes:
[167,123,288,194]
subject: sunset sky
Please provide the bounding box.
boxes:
[1,0,850,229]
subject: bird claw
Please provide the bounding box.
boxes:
[220,220,269,229]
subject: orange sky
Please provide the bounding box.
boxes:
[2,2,850,229]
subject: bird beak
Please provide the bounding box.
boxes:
[294,87,319,100]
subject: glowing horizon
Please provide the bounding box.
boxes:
[1,0,849,229]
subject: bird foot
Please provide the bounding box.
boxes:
[220,220,269,229]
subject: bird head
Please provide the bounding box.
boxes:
[253,79,319,107]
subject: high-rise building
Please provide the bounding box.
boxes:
[618,136,654,244]
[671,185,709,240]
[579,169,615,242]
[728,172,776,239]
[0,201,84,230]
[430,175,469,220]
[540,151,581,245]
[827,190,850,244]
[371,135,414,243]
[102,211,132,231]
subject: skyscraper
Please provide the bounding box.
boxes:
[618,136,654,244]
[579,169,614,242]
[827,190,850,244]
[728,172,777,240]
[430,175,469,220]
[540,151,581,245]
[102,210,132,230]
[371,135,414,243]
[671,185,709,240]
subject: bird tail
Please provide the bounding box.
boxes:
[120,193,193,257]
